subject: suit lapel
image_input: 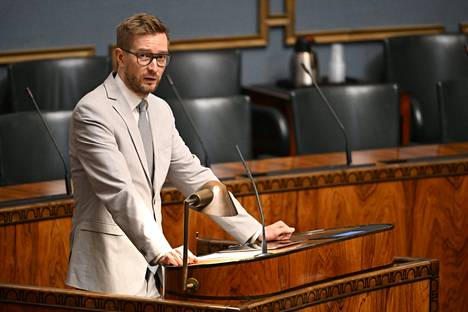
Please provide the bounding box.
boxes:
[104,75,153,186]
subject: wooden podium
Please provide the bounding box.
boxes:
[162,224,439,311]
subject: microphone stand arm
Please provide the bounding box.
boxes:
[166,74,211,168]
[300,64,352,166]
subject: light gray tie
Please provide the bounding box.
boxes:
[138,100,154,180]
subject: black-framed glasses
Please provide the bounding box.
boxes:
[121,48,171,67]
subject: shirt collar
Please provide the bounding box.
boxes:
[115,73,146,112]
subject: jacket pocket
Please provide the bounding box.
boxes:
[79,220,125,236]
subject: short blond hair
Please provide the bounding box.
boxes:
[116,13,169,50]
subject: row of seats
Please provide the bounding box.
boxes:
[0,50,290,185]
[1,34,467,186]
[0,96,288,186]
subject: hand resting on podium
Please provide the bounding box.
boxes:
[158,245,199,266]
[158,220,295,266]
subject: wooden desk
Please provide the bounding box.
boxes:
[1,143,468,311]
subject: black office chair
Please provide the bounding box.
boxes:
[437,78,468,142]
[291,84,400,155]
[384,33,468,143]
[157,49,290,159]
[0,110,72,186]
[155,49,241,100]
[167,95,251,164]
[9,56,111,112]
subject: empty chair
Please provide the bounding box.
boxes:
[291,84,400,155]
[384,34,468,143]
[9,56,111,112]
[167,95,251,164]
[0,110,72,185]
[437,78,468,142]
[155,49,241,100]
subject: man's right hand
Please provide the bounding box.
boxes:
[157,246,198,266]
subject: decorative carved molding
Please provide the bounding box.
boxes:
[0,199,74,226]
[0,284,233,312]
[0,46,95,64]
[163,159,468,204]
[1,159,468,226]
[247,259,439,311]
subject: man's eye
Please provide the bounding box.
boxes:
[138,53,151,59]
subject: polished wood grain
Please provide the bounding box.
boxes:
[1,143,467,310]
[0,257,438,312]
[164,226,394,300]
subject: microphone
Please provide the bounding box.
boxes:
[26,87,72,196]
[165,74,211,167]
[235,144,269,257]
[300,63,352,165]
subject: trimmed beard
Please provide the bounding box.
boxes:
[124,68,160,96]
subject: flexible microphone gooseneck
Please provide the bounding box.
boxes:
[235,145,268,256]
[26,87,72,195]
[300,63,352,166]
[165,74,211,168]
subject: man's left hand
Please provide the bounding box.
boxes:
[260,220,295,241]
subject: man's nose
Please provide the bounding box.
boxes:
[147,58,158,69]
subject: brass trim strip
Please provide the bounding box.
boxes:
[171,35,267,51]
[291,24,446,45]
[0,46,95,64]
[266,15,289,27]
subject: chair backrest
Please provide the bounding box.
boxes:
[9,56,111,112]
[155,49,241,100]
[0,110,72,185]
[291,84,400,155]
[167,95,251,164]
[384,33,468,143]
[437,78,468,143]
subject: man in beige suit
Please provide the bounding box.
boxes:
[66,13,294,297]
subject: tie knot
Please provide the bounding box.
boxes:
[138,100,148,113]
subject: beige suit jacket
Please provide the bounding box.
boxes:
[66,73,260,296]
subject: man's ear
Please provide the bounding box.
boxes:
[114,48,125,68]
